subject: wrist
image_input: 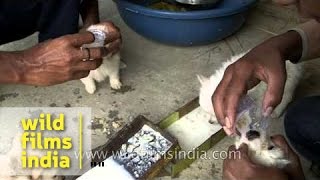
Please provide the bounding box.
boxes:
[0,51,24,84]
[81,0,99,29]
[82,18,99,29]
[267,31,303,63]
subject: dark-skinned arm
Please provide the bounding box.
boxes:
[80,0,100,29]
[213,30,302,135]
[0,52,23,84]
[0,29,121,86]
[273,31,302,63]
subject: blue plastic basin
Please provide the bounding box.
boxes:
[115,0,257,46]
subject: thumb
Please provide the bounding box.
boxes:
[237,144,250,161]
[231,144,250,159]
[271,135,288,150]
[69,32,95,47]
[238,143,249,154]
[262,73,286,115]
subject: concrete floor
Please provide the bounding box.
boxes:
[0,0,319,179]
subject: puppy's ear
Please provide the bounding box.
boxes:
[197,74,208,85]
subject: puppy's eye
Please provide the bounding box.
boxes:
[246,130,260,140]
[268,146,274,150]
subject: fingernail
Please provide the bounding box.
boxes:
[225,117,232,129]
[223,126,232,136]
[263,107,273,117]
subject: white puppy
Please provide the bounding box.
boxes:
[198,53,303,168]
[80,25,123,94]
[0,135,63,180]
[235,111,290,168]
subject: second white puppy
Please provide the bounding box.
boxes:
[198,52,303,168]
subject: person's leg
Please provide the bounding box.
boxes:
[284,96,320,174]
[0,0,42,45]
[38,0,81,42]
[0,0,81,45]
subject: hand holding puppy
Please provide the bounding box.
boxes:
[15,21,121,86]
[223,135,304,180]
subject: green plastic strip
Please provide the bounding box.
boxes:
[159,112,180,129]
[158,97,226,177]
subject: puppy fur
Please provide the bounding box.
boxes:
[80,25,123,94]
[81,52,122,94]
[235,111,290,168]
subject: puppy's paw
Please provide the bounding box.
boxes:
[120,61,127,69]
[85,84,97,94]
[110,78,122,90]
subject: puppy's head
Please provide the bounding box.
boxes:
[236,111,274,150]
[235,111,290,168]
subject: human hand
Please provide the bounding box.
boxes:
[85,21,122,55]
[213,42,287,135]
[18,32,108,86]
[271,135,305,180]
[223,135,305,180]
[212,31,303,135]
[223,144,288,180]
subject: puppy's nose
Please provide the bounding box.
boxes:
[246,130,260,140]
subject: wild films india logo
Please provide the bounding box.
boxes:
[0,107,92,176]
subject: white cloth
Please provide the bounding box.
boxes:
[291,19,320,61]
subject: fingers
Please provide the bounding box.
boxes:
[68,32,95,46]
[77,38,121,61]
[270,135,288,149]
[223,144,254,180]
[228,144,249,160]
[238,143,249,154]
[75,38,121,61]
[105,39,121,54]
[213,66,233,127]
[105,29,121,44]
[67,22,121,47]
[228,145,237,152]
[88,47,109,59]
[224,77,246,132]
[97,22,121,44]
[213,64,247,135]
[76,47,108,61]
[223,127,234,136]
[72,71,90,80]
[237,144,250,161]
[271,135,304,175]
[76,59,103,71]
[262,71,286,115]
[270,135,300,160]
[270,135,292,157]
[228,144,248,156]
[71,59,102,80]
